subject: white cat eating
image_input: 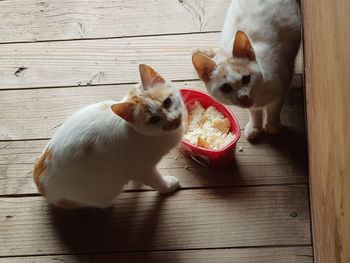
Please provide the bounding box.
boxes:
[192,0,301,139]
[33,65,184,208]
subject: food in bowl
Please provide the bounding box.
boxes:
[184,101,236,150]
[180,88,240,168]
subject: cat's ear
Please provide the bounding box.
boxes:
[139,64,165,90]
[232,31,256,61]
[111,102,137,122]
[192,52,217,83]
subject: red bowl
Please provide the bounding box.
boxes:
[180,88,241,168]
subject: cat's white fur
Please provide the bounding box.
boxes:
[192,0,301,139]
[34,65,183,208]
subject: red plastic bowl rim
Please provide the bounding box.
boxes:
[180,88,241,154]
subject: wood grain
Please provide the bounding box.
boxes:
[0,0,230,43]
[0,81,304,141]
[0,129,307,195]
[0,186,311,256]
[0,84,307,196]
[0,0,310,261]
[0,33,303,90]
[302,0,350,262]
[0,247,313,263]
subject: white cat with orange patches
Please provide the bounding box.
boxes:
[192,0,301,139]
[33,65,184,208]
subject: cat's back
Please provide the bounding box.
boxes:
[33,101,127,204]
[49,100,122,154]
[222,0,300,49]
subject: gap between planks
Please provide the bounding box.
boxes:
[0,125,308,196]
[0,31,222,46]
[0,186,311,257]
[0,33,303,90]
[0,84,307,195]
[0,81,305,141]
[0,0,231,43]
[0,246,314,263]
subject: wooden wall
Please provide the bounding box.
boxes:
[302,0,350,262]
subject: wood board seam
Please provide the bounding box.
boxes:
[0,244,313,259]
[0,183,309,198]
[0,31,221,46]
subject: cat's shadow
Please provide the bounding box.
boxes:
[182,125,307,199]
[49,126,307,260]
[251,126,308,173]
[50,192,177,262]
[181,154,245,199]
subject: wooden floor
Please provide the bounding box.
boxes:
[0,1,312,262]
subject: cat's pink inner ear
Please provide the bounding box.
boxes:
[232,31,256,61]
[192,52,217,83]
[111,102,137,122]
[139,64,165,90]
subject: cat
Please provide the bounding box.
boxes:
[192,0,301,140]
[33,64,184,208]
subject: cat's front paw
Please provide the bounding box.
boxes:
[264,122,282,135]
[160,176,180,193]
[245,122,262,140]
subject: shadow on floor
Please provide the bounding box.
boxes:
[251,125,308,174]
[49,192,178,263]
[180,125,308,192]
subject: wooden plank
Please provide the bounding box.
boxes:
[302,0,350,262]
[0,84,307,196]
[0,128,307,195]
[0,33,303,90]
[0,186,311,256]
[0,247,313,263]
[0,81,305,141]
[0,0,231,43]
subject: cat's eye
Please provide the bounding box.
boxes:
[242,75,251,85]
[220,84,232,93]
[163,97,172,108]
[149,116,160,124]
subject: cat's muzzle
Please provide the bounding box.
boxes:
[163,115,182,131]
[237,95,253,108]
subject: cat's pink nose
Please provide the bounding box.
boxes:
[237,95,252,108]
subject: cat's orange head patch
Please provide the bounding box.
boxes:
[191,32,263,108]
[111,64,184,135]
